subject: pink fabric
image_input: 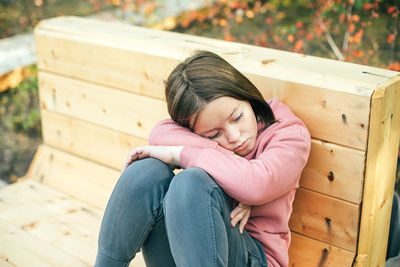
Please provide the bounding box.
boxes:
[149,97,311,267]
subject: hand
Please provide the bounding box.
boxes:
[230,202,251,234]
[121,146,183,174]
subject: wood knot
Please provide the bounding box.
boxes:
[325,217,331,225]
[137,121,143,127]
[261,59,276,65]
[318,248,329,267]
[328,171,334,182]
[341,114,347,124]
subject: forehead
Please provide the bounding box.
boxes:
[193,96,241,133]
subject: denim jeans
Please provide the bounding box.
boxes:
[95,158,268,267]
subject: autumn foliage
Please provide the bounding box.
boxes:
[166,0,400,71]
[1,0,399,71]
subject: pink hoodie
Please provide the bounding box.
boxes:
[148,97,311,267]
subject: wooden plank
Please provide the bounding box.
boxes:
[0,257,16,267]
[28,145,120,210]
[38,71,169,140]
[301,139,365,204]
[289,232,355,266]
[289,188,359,252]
[0,218,90,267]
[0,179,146,267]
[41,109,147,170]
[252,78,371,152]
[33,17,380,150]
[356,76,400,267]
[0,180,102,265]
[41,110,365,204]
[35,16,397,94]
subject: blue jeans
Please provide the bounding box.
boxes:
[95,158,268,267]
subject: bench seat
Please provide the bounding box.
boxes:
[0,163,146,267]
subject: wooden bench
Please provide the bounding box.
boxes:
[1,16,399,266]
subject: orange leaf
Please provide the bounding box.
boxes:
[348,23,355,34]
[354,29,364,43]
[363,3,372,10]
[224,32,233,42]
[294,40,304,52]
[388,6,396,14]
[265,17,273,24]
[306,32,314,41]
[388,62,400,71]
[352,14,360,22]
[220,19,228,27]
[388,34,395,44]
[246,10,255,19]
[295,22,303,29]
[287,34,294,43]
[352,50,363,58]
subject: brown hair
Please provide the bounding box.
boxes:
[165,50,276,131]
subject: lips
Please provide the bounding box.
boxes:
[234,139,248,153]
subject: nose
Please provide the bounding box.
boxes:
[226,125,241,143]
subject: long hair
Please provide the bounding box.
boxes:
[165,50,276,131]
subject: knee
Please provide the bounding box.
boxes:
[116,158,174,197]
[165,168,216,206]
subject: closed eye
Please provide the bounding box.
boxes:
[208,131,221,139]
[234,113,242,122]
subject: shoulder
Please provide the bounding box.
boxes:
[256,97,311,152]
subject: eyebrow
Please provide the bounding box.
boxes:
[200,104,240,135]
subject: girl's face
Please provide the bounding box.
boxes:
[192,96,258,156]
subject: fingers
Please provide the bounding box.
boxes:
[238,209,250,234]
[230,203,251,234]
[120,147,147,174]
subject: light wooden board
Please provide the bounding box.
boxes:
[41,109,147,170]
[301,139,365,204]
[356,76,400,266]
[289,188,359,252]
[0,217,90,267]
[28,145,120,210]
[32,17,393,150]
[0,178,355,267]
[289,233,355,266]
[0,179,146,267]
[35,16,397,95]
[38,72,169,141]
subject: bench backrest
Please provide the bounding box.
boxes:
[32,16,400,266]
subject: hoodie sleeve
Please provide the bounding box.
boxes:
[180,121,311,205]
[148,119,233,154]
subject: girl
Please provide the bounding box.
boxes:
[95,50,311,267]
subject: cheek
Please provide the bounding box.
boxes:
[215,138,230,149]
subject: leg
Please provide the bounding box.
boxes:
[163,168,268,267]
[386,191,400,266]
[95,158,176,267]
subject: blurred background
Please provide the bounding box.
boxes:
[0,0,399,194]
